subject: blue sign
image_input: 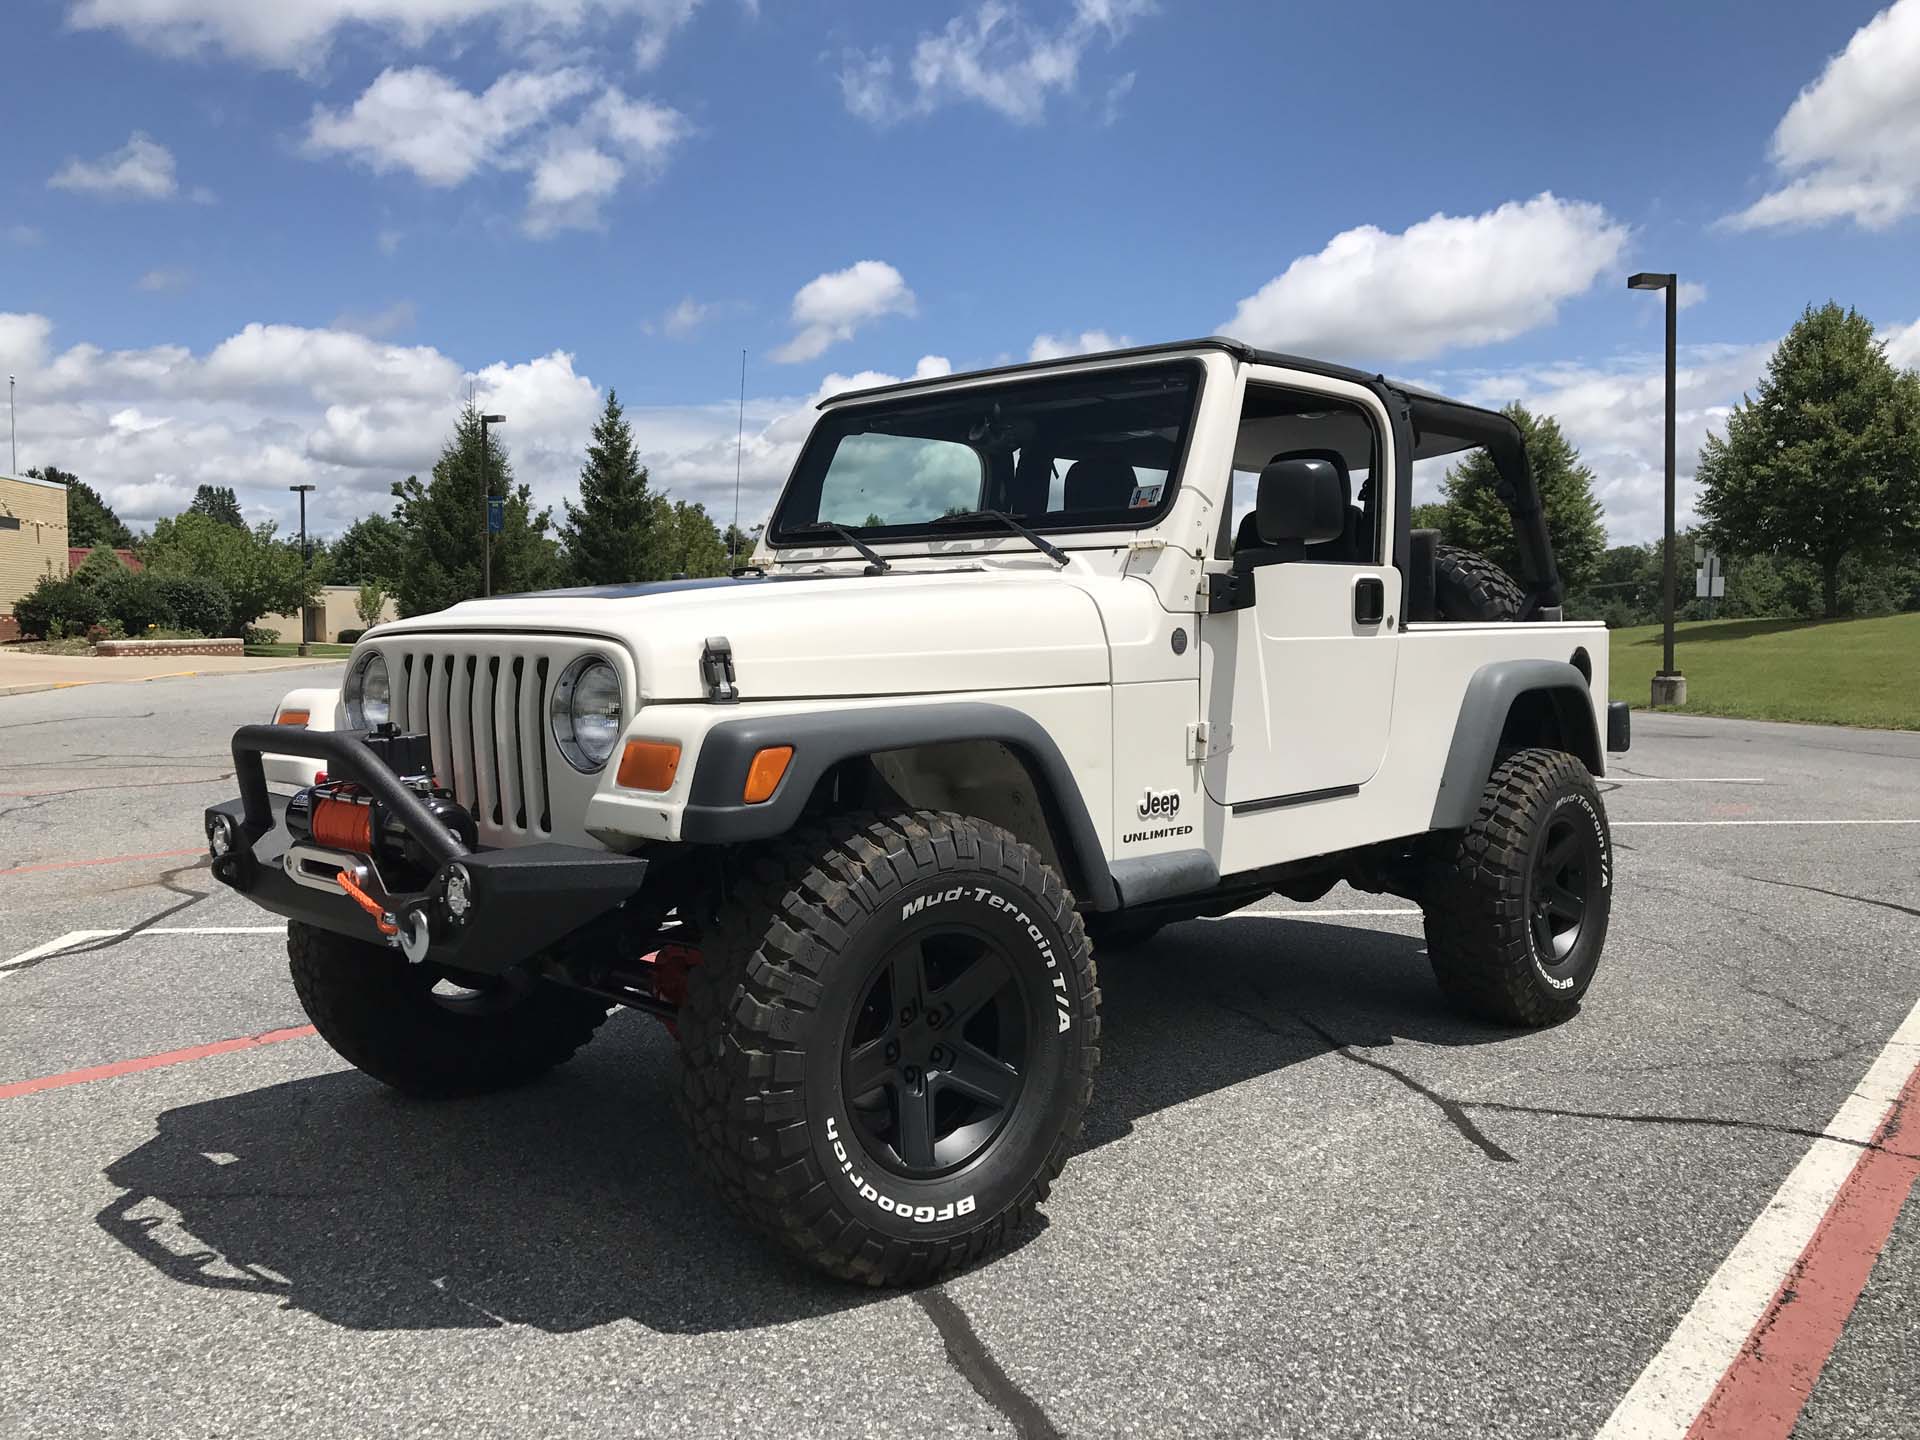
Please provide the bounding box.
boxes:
[487,497,505,533]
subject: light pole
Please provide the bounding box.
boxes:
[479,413,506,598]
[1628,271,1684,707]
[289,483,317,657]
[8,374,15,476]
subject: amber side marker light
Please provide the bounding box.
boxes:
[617,739,681,792]
[743,745,794,804]
[275,709,311,727]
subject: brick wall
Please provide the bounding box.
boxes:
[1,474,72,634]
[93,638,244,657]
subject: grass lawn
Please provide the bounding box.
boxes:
[1609,613,1920,730]
[244,642,354,659]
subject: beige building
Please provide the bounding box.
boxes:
[1,472,71,640]
[258,584,400,645]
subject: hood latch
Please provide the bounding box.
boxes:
[700,636,740,703]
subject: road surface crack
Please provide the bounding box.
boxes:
[1736,873,1920,921]
[914,1288,1061,1440]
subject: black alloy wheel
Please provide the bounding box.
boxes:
[843,931,1029,1176]
[1529,814,1595,963]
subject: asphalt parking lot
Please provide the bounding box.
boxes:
[2,671,1915,1440]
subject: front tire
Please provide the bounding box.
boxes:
[1422,748,1612,1026]
[675,811,1100,1286]
[288,921,611,1098]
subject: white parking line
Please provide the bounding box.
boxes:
[1614,819,1920,827]
[0,924,285,978]
[1594,993,1920,1440]
[1608,777,1766,784]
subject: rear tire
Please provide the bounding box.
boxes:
[1433,544,1525,622]
[1422,748,1612,1026]
[288,921,610,1098]
[675,810,1100,1286]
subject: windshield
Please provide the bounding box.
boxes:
[769,361,1202,544]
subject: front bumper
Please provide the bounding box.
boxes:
[206,724,649,976]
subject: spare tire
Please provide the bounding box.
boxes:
[1433,545,1525,622]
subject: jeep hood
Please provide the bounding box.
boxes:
[368,571,1111,701]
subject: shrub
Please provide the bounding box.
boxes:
[151,575,232,637]
[70,545,131,593]
[336,627,366,644]
[12,576,102,640]
[91,617,128,640]
[101,569,177,634]
[244,625,281,646]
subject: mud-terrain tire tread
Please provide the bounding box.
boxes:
[674,809,1100,1286]
[288,921,610,1098]
[1433,544,1525,623]
[1422,747,1609,1027]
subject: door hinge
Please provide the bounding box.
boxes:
[1186,721,1230,761]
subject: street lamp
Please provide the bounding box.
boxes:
[1628,271,1685,707]
[479,413,506,598]
[289,483,317,658]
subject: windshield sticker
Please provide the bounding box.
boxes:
[1129,483,1163,509]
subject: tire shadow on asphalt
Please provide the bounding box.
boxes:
[94,917,1522,1335]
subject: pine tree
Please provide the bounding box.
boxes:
[1438,403,1607,603]
[560,390,659,585]
[30,465,133,549]
[1696,302,1920,618]
[391,404,562,616]
[189,484,247,529]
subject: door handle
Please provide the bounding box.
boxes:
[1354,576,1385,626]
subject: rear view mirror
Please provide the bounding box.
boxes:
[1255,451,1348,544]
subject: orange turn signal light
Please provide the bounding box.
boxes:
[617,739,681,792]
[743,745,793,804]
[275,708,311,727]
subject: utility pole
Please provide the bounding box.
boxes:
[1628,271,1685,707]
[289,484,316,657]
[480,413,506,597]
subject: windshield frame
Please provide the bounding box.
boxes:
[766,358,1208,551]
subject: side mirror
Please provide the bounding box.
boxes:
[1256,452,1348,544]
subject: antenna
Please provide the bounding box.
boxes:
[731,347,746,564]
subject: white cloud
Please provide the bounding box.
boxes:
[305,67,595,187]
[1028,329,1129,361]
[306,69,688,235]
[842,0,1156,125]
[1221,193,1629,364]
[1723,0,1920,230]
[1677,282,1709,310]
[1883,315,1920,371]
[68,0,712,72]
[136,267,192,293]
[47,132,179,200]
[661,296,710,336]
[772,261,916,363]
[330,301,419,338]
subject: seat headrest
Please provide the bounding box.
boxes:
[1062,457,1138,513]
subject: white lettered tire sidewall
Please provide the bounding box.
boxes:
[803,873,1091,1242]
[1524,779,1612,996]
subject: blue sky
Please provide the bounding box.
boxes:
[4,0,1918,544]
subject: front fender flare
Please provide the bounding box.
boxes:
[681,702,1119,910]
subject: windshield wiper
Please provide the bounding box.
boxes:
[789,522,891,573]
[930,509,1069,566]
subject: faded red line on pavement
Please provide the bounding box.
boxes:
[0,848,201,877]
[1687,1063,1920,1440]
[0,1025,317,1100]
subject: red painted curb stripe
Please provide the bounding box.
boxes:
[0,1025,317,1100]
[1686,1064,1920,1440]
[0,848,202,877]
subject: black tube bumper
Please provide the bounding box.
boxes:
[205,726,648,976]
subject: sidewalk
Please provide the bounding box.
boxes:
[0,649,340,697]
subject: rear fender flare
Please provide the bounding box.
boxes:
[1430,660,1602,829]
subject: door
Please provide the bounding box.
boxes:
[1201,376,1401,809]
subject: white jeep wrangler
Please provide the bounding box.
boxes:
[206,337,1629,1284]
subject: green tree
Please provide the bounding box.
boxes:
[722,522,762,565]
[560,390,662,585]
[391,404,561,616]
[328,513,408,587]
[29,465,133,549]
[188,484,247,529]
[1437,403,1607,604]
[355,580,389,629]
[143,511,317,630]
[653,499,730,578]
[1696,302,1920,618]
[1408,501,1451,531]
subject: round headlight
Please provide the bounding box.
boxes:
[552,656,622,772]
[344,651,391,729]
